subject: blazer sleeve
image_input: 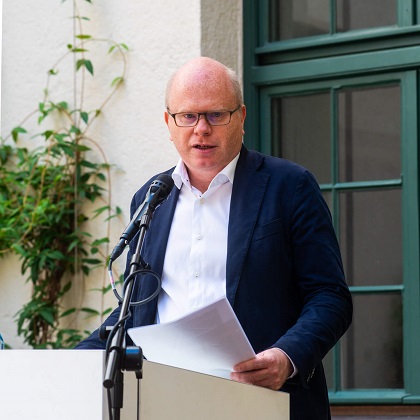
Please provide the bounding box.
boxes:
[273,170,352,386]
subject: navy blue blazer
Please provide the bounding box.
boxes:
[77,146,352,420]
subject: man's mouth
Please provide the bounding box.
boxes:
[194,145,215,149]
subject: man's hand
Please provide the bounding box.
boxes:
[230,348,293,390]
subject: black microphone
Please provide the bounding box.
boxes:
[110,173,174,261]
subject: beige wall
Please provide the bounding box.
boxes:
[0,0,242,348]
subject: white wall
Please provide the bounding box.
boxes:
[0,0,242,348]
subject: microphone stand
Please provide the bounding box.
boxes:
[103,210,154,420]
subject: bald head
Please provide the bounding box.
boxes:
[165,57,243,110]
[163,57,246,192]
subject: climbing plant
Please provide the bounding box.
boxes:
[0,0,127,348]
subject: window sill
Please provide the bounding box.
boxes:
[331,405,420,416]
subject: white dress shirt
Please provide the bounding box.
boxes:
[156,154,240,324]
[156,153,297,377]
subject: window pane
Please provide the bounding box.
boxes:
[338,85,401,182]
[322,191,332,213]
[324,347,335,390]
[271,93,331,184]
[268,0,397,42]
[336,0,397,33]
[269,0,329,41]
[341,293,403,389]
[339,189,402,287]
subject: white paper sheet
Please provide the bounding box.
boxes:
[127,297,255,379]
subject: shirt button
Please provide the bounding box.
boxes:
[200,198,205,204]
[196,234,202,240]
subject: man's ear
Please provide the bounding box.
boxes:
[164,111,174,141]
[241,105,247,123]
[241,105,247,135]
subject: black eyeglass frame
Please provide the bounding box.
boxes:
[166,105,242,127]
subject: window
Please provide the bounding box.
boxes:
[244,0,420,405]
[268,0,398,41]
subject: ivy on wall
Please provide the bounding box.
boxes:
[0,0,127,348]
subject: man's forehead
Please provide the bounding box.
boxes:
[168,77,234,108]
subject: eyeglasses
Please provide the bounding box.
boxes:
[167,106,241,127]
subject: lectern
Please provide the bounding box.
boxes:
[0,350,289,419]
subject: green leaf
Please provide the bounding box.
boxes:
[57,101,68,111]
[74,144,91,152]
[102,308,112,316]
[40,309,55,325]
[61,281,72,294]
[76,59,94,76]
[84,60,94,75]
[91,237,110,246]
[82,258,102,265]
[111,76,123,87]
[60,308,77,317]
[91,285,110,293]
[47,250,66,260]
[53,133,69,143]
[69,125,81,135]
[80,159,97,169]
[81,307,100,315]
[76,34,92,40]
[11,126,27,142]
[42,130,54,140]
[92,206,110,218]
[67,239,80,252]
[80,111,89,124]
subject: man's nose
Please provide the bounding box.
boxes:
[194,114,212,133]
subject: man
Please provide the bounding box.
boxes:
[77,57,353,419]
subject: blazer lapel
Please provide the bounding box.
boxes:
[226,147,269,306]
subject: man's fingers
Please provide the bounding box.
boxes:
[230,348,293,390]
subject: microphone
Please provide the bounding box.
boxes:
[110,173,174,261]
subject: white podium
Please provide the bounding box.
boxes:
[0,350,289,419]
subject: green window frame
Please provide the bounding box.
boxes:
[243,0,420,405]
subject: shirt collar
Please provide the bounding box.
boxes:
[172,152,240,191]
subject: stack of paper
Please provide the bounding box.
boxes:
[128,297,255,379]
